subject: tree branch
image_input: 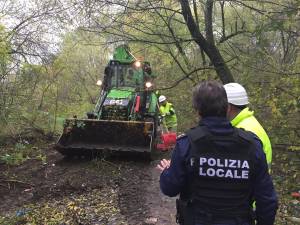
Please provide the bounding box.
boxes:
[205,0,214,44]
[179,0,234,83]
[158,66,214,90]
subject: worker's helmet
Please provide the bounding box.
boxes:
[223,83,249,106]
[158,95,167,103]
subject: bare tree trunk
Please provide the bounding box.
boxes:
[53,83,59,133]
[179,0,234,84]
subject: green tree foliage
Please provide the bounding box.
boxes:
[0,0,299,147]
[54,30,109,117]
[0,25,10,76]
[0,29,109,137]
[212,0,300,146]
[120,0,300,145]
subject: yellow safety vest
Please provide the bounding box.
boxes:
[231,107,272,170]
[159,102,177,128]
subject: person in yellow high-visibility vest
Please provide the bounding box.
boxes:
[158,95,177,133]
[224,83,272,171]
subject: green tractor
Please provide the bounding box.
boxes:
[55,45,159,157]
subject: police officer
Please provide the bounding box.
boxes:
[157,81,278,225]
[224,83,272,170]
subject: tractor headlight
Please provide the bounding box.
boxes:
[145,81,153,88]
[96,80,102,86]
[134,61,141,68]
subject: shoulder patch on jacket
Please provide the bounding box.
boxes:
[186,126,209,142]
[176,133,186,140]
[235,128,254,142]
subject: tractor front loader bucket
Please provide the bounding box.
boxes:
[55,119,154,156]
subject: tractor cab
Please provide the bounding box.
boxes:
[103,60,151,91]
[100,59,156,121]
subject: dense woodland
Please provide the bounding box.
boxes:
[0,0,299,144]
[0,0,299,224]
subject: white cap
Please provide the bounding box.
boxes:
[158,95,167,103]
[224,83,249,106]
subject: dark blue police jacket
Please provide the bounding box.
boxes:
[160,117,278,225]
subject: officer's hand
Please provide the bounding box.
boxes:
[156,159,171,172]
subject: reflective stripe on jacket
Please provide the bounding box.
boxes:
[159,102,177,128]
[231,107,272,168]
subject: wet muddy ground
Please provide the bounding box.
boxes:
[0,142,299,225]
[0,144,176,225]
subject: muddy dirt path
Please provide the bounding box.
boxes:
[1,143,299,225]
[117,159,176,225]
[0,144,177,225]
